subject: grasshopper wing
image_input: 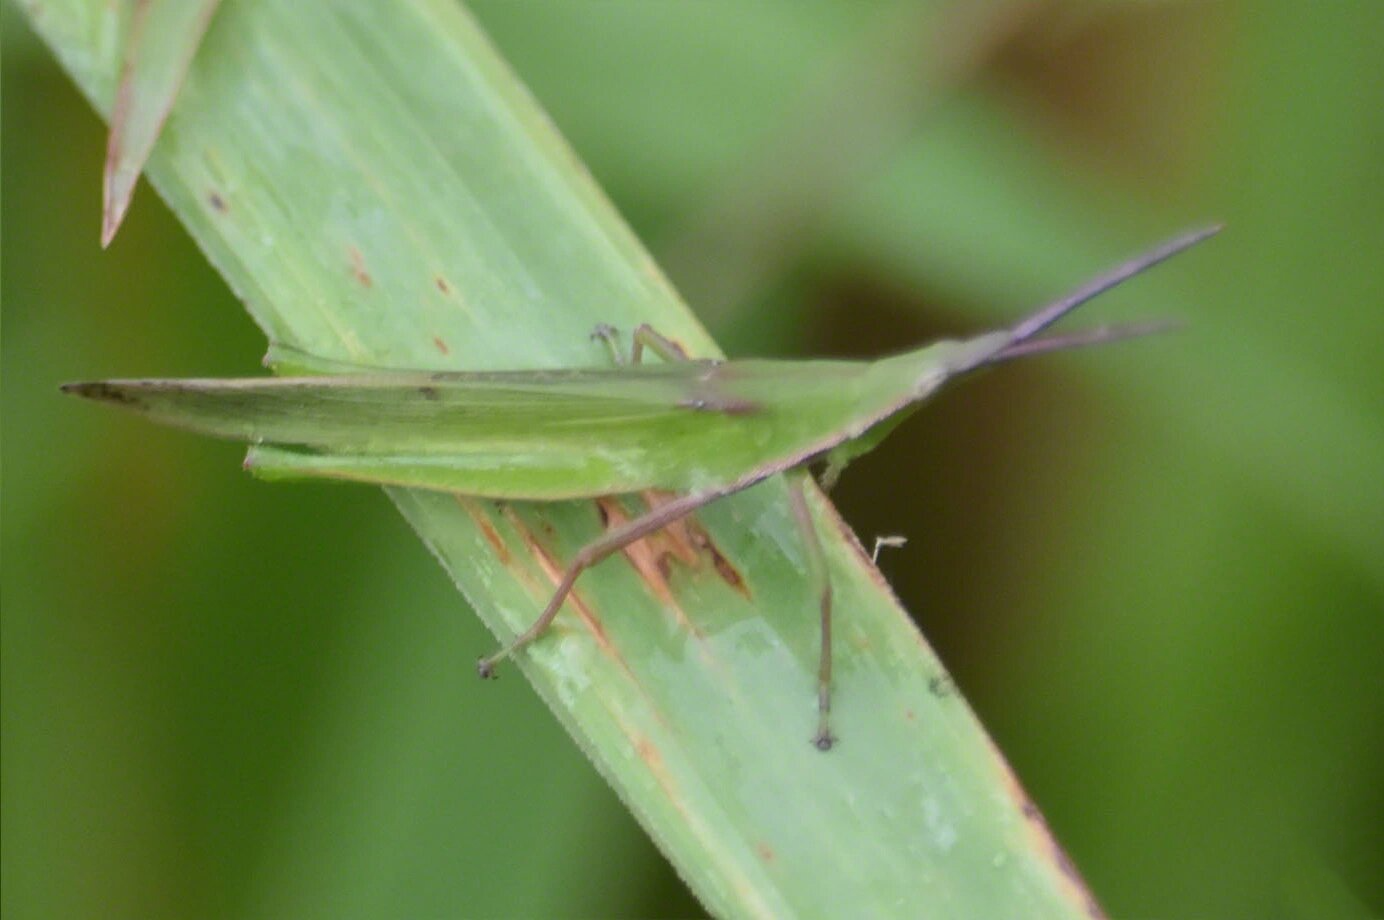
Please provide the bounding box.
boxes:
[63,335,1005,499]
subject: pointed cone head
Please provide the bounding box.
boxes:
[868,332,1015,405]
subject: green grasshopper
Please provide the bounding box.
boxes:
[63,226,1218,749]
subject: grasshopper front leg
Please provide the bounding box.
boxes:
[590,323,690,365]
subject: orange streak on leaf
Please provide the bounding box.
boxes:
[456,496,509,565]
[596,494,710,639]
[347,245,373,287]
[496,505,624,672]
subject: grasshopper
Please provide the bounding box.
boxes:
[63,226,1218,748]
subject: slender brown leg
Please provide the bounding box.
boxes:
[477,486,734,677]
[788,472,835,750]
[631,323,690,364]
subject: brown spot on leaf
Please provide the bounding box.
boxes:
[928,674,957,698]
[208,191,227,213]
[347,245,372,287]
[904,708,916,722]
[432,336,450,355]
[756,842,776,863]
[435,275,451,294]
[635,734,661,767]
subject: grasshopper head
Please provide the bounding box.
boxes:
[906,331,1014,400]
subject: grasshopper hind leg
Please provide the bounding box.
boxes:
[497,325,839,748]
[476,488,730,679]
[477,477,841,752]
[484,325,697,676]
[788,472,836,750]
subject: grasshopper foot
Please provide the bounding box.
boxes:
[477,657,498,679]
[590,324,625,365]
[812,729,836,752]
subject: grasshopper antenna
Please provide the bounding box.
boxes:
[990,318,1185,365]
[1008,224,1221,346]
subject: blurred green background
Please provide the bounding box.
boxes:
[4,2,1380,917]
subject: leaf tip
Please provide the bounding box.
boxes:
[101,165,136,248]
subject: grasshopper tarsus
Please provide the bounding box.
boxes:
[477,658,498,680]
[590,323,625,365]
